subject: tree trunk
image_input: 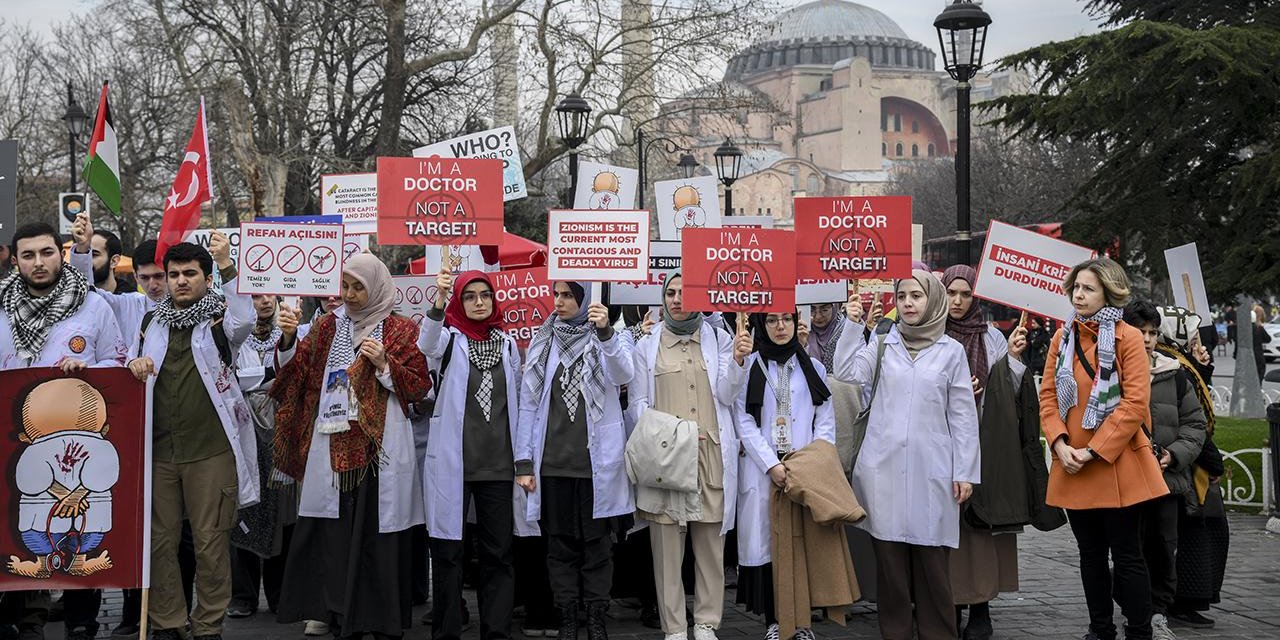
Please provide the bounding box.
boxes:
[374,0,408,157]
[1230,296,1267,418]
[219,78,287,220]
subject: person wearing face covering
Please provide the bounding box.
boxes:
[627,274,753,640]
[734,310,835,640]
[514,281,635,640]
[271,254,431,640]
[831,269,980,640]
[419,269,527,640]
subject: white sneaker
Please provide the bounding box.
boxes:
[304,620,330,636]
[764,623,780,640]
[792,629,816,640]
[664,632,688,640]
[1151,614,1178,640]
[693,624,718,640]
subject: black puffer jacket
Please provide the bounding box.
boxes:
[1148,353,1208,498]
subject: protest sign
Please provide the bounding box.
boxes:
[321,173,378,235]
[413,125,527,201]
[722,215,774,229]
[573,162,638,210]
[851,279,897,317]
[237,222,345,296]
[492,267,553,349]
[257,214,342,225]
[342,234,370,262]
[187,227,241,263]
[607,241,680,305]
[1164,243,1211,326]
[654,176,722,240]
[797,280,848,305]
[794,196,912,281]
[420,245,484,275]
[974,221,1096,322]
[392,275,433,326]
[681,228,796,314]
[0,368,148,591]
[912,223,923,261]
[376,157,504,246]
[546,210,649,283]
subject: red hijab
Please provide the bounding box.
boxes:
[444,270,504,341]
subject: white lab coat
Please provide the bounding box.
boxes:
[0,293,127,370]
[515,329,635,522]
[418,314,530,540]
[734,353,837,567]
[832,319,980,548]
[628,322,748,534]
[70,249,155,349]
[132,275,261,508]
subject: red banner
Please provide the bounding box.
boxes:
[681,227,796,314]
[0,368,147,591]
[491,267,553,349]
[794,196,913,280]
[376,157,504,245]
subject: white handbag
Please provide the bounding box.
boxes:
[625,409,700,492]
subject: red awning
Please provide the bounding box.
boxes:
[407,231,547,274]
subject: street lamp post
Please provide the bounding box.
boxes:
[62,82,89,192]
[935,1,991,266]
[713,138,743,217]
[635,127,700,209]
[555,93,591,205]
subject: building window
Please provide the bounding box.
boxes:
[912,121,919,134]
[895,143,903,156]
[927,144,935,157]
[789,164,801,190]
[881,112,888,131]
[911,144,919,157]
[807,174,822,194]
[894,114,901,132]
[882,142,887,156]
[894,47,902,65]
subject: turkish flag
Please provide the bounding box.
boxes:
[155,99,214,263]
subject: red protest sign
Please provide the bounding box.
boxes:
[681,227,796,313]
[376,157,504,245]
[794,196,912,281]
[0,368,147,591]
[491,267,553,349]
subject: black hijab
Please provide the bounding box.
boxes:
[745,311,832,427]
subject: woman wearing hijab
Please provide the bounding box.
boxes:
[804,303,843,371]
[271,254,431,639]
[734,309,835,640]
[514,281,635,640]
[627,274,752,640]
[938,265,1035,640]
[831,269,980,640]
[1038,258,1166,640]
[419,269,526,640]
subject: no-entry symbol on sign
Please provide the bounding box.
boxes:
[277,245,305,274]
[309,246,337,274]
[244,244,274,272]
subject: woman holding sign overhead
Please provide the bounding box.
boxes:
[831,269,980,640]
[419,269,526,640]
[514,281,635,640]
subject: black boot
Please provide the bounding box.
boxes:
[558,601,579,640]
[585,601,608,640]
[962,602,993,640]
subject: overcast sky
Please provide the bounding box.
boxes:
[8,0,1105,69]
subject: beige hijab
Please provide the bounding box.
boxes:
[342,253,395,343]
[895,269,948,357]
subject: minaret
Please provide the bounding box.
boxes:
[618,0,654,165]
[492,0,519,128]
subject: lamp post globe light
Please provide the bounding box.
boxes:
[713,138,743,217]
[555,93,591,203]
[934,1,991,266]
[63,82,89,192]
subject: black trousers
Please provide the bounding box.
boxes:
[540,476,614,606]
[431,481,515,640]
[1067,506,1153,640]
[231,524,294,612]
[121,518,198,627]
[0,591,50,631]
[871,539,955,640]
[513,536,559,630]
[1139,495,1180,615]
[62,590,102,634]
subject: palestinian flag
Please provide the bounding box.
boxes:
[83,82,121,215]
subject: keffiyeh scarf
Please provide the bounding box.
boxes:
[153,291,227,329]
[1055,306,1124,430]
[526,319,607,423]
[467,328,505,421]
[319,313,384,434]
[0,267,89,361]
[246,326,282,355]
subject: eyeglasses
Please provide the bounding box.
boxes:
[764,316,795,327]
[462,291,494,303]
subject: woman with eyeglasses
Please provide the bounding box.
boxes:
[734,310,835,640]
[418,270,527,640]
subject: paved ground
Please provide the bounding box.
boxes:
[49,512,1280,640]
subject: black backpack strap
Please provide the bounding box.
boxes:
[433,332,458,393]
[138,310,156,353]
[140,310,233,368]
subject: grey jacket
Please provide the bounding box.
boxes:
[1148,353,1207,498]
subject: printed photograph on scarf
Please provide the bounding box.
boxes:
[0,367,148,592]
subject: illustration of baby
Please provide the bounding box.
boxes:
[588,172,622,209]
[8,378,119,578]
[672,185,707,236]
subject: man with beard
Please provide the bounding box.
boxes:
[0,222,126,640]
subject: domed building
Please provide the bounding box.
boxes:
[659,0,1021,226]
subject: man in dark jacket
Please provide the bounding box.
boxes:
[1124,301,1208,640]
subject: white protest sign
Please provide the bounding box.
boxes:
[342,233,370,262]
[321,173,378,235]
[413,125,526,201]
[797,280,848,305]
[574,161,638,210]
[722,215,774,229]
[421,245,484,275]
[547,209,650,282]
[237,222,345,296]
[607,241,680,305]
[912,223,923,261]
[392,275,434,326]
[1164,242,1211,325]
[973,221,1096,322]
[188,227,241,263]
[654,175,722,240]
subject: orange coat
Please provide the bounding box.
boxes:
[1038,320,1168,510]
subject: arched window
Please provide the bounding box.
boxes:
[895,143,903,157]
[807,173,822,194]
[927,144,936,157]
[882,142,887,156]
[894,114,901,131]
[788,164,801,190]
[912,121,919,134]
[911,144,919,157]
[881,111,888,131]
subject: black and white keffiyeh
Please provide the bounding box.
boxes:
[525,319,607,423]
[153,291,227,329]
[0,266,89,361]
[246,326,282,355]
[467,329,505,421]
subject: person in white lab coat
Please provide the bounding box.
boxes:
[67,213,166,354]
[270,254,430,640]
[419,269,524,640]
[734,310,835,640]
[514,281,634,640]
[832,269,980,640]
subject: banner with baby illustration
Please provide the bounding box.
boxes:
[0,368,148,591]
